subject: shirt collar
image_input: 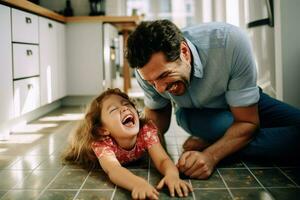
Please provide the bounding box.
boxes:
[185,38,203,78]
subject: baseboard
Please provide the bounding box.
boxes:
[61,95,96,106]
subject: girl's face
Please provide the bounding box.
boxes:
[100,94,140,141]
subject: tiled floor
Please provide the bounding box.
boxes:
[0,106,300,200]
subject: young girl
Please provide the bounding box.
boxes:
[63,88,192,199]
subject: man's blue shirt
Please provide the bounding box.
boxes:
[135,22,260,111]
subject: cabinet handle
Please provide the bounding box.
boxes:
[27,84,33,90]
[26,49,33,56]
[48,23,53,28]
[25,17,32,24]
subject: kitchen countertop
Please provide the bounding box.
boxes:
[1,0,65,22]
[1,0,141,28]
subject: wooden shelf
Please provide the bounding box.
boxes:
[66,15,141,23]
[66,16,142,32]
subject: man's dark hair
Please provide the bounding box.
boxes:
[126,19,185,69]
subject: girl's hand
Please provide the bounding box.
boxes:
[132,180,159,199]
[156,175,193,197]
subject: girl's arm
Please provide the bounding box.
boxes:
[148,143,193,197]
[149,143,178,176]
[99,155,159,199]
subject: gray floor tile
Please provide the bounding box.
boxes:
[191,171,226,189]
[75,190,113,200]
[230,188,273,200]
[243,159,276,168]
[1,189,41,200]
[268,188,300,200]
[273,159,300,167]
[0,190,8,199]
[82,170,115,189]
[113,187,132,200]
[38,190,77,200]
[11,121,67,134]
[25,144,58,156]
[36,156,64,170]
[0,139,40,156]
[251,168,296,187]
[0,170,32,190]
[14,169,60,189]
[281,168,300,185]
[0,155,20,169]
[8,155,48,170]
[193,189,232,200]
[218,169,261,188]
[48,169,89,189]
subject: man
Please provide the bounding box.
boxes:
[126,20,300,179]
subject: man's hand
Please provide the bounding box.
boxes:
[132,180,159,199]
[177,151,216,179]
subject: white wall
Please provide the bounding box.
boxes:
[274,0,300,108]
[66,22,103,95]
[106,0,126,15]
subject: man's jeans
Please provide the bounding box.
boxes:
[175,91,300,158]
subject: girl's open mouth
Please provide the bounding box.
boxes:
[122,114,135,127]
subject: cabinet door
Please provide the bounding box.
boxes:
[11,8,39,44]
[14,77,40,116]
[57,22,67,99]
[13,43,39,79]
[0,5,14,122]
[39,17,58,106]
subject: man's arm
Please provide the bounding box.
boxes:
[144,102,172,134]
[178,104,259,179]
[204,103,259,162]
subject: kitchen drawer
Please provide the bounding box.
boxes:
[13,43,39,79]
[13,77,40,117]
[11,9,39,44]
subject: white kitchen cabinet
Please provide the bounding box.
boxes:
[10,8,41,118]
[13,77,40,117]
[0,3,68,138]
[39,17,59,106]
[13,43,39,79]
[0,5,14,123]
[57,22,67,99]
[11,8,39,44]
